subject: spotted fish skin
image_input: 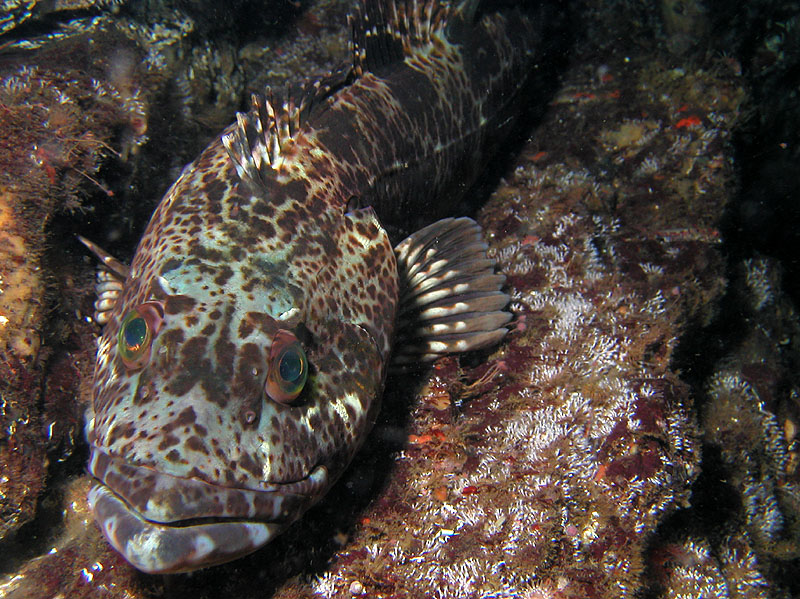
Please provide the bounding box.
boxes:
[86,0,538,573]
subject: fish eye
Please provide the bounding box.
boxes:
[117,302,164,370]
[265,329,308,404]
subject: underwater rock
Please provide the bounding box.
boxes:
[658,0,709,54]
[0,24,150,544]
[0,477,138,599]
[647,255,800,599]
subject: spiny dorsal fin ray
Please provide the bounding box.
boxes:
[77,235,129,281]
[77,235,128,325]
[222,90,296,187]
[392,217,510,367]
[446,0,480,41]
[350,0,475,77]
[222,65,353,187]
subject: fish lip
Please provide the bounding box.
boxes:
[87,447,329,572]
[88,446,328,525]
[88,483,282,573]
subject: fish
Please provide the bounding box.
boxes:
[81,0,539,574]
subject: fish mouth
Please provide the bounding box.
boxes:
[87,447,328,573]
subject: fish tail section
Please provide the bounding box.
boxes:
[392,217,510,367]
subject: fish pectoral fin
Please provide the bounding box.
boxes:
[391,217,511,367]
[77,235,129,325]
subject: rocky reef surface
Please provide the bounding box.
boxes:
[0,0,797,598]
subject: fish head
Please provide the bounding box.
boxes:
[86,198,398,573]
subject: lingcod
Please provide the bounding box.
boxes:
[82,0,540,573]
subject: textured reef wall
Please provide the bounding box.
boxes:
[0,0,798,598]
[0,24,147,549]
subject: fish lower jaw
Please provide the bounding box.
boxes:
[88,484,281,573]
[86,447,330,572]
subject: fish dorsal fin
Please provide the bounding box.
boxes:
[391,217,511,367]
[350,0,476,76]
[223,1,479,189]
[223,90,299,187]
[223,65,353,188]
[77,235,129,325]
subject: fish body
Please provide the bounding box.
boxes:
[85,0,538,573]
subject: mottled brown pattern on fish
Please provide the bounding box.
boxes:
[301,15,532,233]
[86,0,537,574]
[90,139,395,487]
